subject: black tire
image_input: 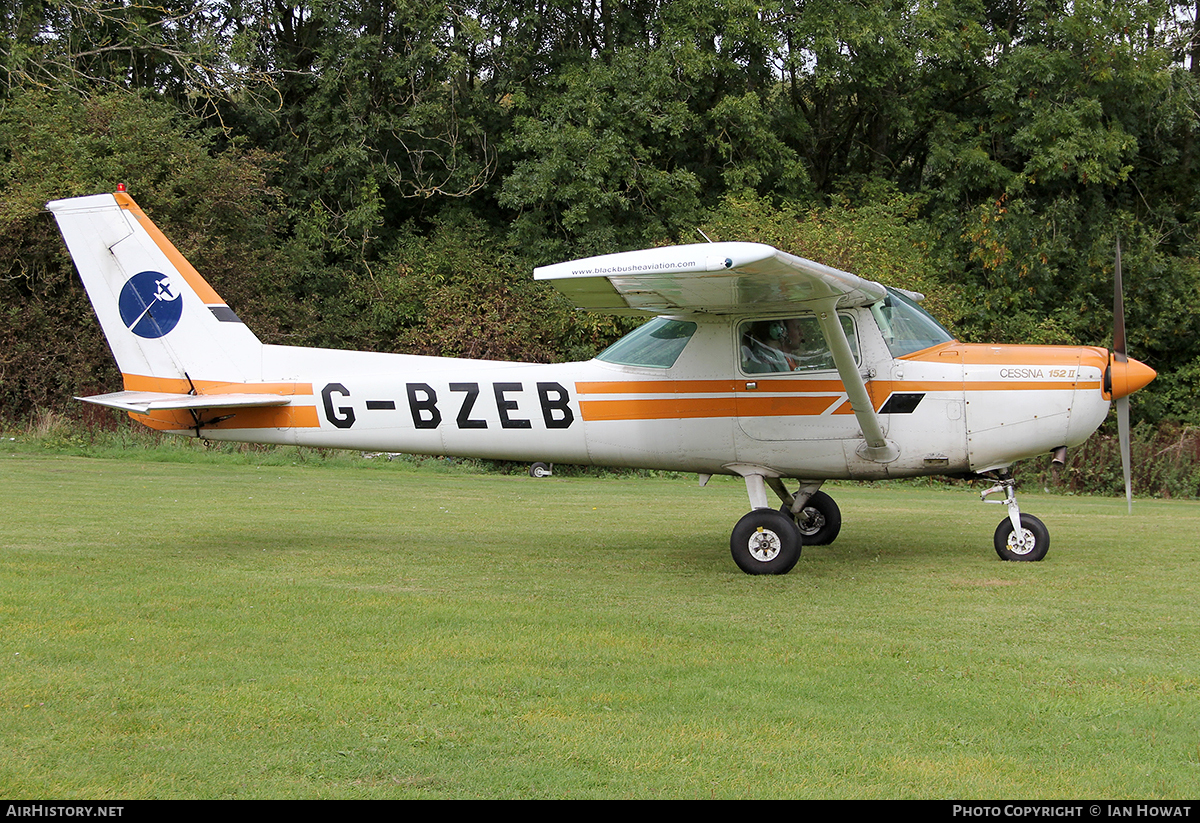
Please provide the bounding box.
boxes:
[529,462,552,478]
[779,490,842,546]
[994,513,1050,561]
[730,509,802,575]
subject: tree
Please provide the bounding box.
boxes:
[0,90,298,418]
[1,0,279,120]
[922,0,1200,421]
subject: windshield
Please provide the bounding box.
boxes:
[597,317,698,368]
[871,288,954,357]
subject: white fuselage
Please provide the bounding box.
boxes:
[45,190,1135,485]
[139,309,1112,482]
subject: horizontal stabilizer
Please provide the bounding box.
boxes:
[78,391,291,415]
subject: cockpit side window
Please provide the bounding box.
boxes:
[739,314,858,374]
[596,317,698,368]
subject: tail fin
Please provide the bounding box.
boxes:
[46,191,263,389]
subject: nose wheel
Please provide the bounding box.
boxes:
[994,513,1050,561]
[981,470,1050,561]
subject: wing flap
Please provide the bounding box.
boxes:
[535,242,887,314]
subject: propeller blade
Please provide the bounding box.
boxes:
[1113,237,1127,363]
[1117,395,1132,514]
[1113,238,1132,512]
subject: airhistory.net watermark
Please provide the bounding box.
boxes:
[5,807,123,818]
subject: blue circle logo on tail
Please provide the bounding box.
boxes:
[118,271,183,338]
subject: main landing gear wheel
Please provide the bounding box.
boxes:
[780,490,842,546]
[528,461,552,478]
[730,509,802,575]
[994,513,1050,562]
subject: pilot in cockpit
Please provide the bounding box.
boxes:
[741,320,797,373]
[741,317,833,373]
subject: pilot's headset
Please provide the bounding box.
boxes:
[767,320,786,340]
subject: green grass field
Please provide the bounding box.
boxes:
[2,449,1198,798]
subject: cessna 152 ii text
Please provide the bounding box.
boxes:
[48,189,1156,574]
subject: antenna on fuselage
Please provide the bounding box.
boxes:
[696,229,714,243]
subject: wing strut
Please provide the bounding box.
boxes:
[813,298,898,463]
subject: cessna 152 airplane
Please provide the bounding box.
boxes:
[48,189,1156,574]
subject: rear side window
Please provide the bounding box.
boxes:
[597,317,698,368]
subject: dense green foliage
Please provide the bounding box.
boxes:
[2,0,1199,424]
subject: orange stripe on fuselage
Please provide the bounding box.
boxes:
[120,373,318,431]
[121,374,313,396]
[578,395,845,421]
[575,370,1098,423]
[115,192,227,307]
[577,377,1094,400]
[964,381,1100,392]
[579,379,859,395]
[580,397,738,421]
[136,405,321,431]
[903,341,1110,370]
[577,380,738,394]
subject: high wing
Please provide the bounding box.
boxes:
[539,240,899,463]
[533,241,888,315]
